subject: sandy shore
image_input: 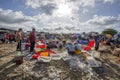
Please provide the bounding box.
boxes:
[0,43,120,80]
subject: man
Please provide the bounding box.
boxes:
[29,28,36,54]
[16,28,22,51]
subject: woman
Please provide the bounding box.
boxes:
[16,28,22,51]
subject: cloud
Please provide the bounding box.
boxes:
[39,3,57,15]
[82,15,120,32]
[0,23,17,30]
[82,9,89,14]
[1,7,119,33]
[87,15,120,26]
[103,0,114,4]
[0,8,31,24]
[25,0,95,15]
[25,0,57,15]
[81,0,95,7]
[67,0,95,7]
[0,8,36,30]
[25,0,40,9]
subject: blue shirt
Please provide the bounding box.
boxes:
[66,44,75,51]
[75,44,81,50]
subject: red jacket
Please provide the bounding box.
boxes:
[29,31,36,42]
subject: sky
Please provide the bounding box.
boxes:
[0,0,120,33]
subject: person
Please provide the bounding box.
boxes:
[94,36,100,51]
[0,34,4,43]
[66,42,75,55]
[9,33,14,43]
[62,40,66,47]
[46,41,52,49]
[4,33,10,44]
[57,41,63,51]
[29,28,36,54]
[110,45,120,57]
[106,38,111,45]
[74,42,82,54]
[16,28,22,51]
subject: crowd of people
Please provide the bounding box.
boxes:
[0,28,120,56]
[0,32,16,44]
[14,28,119,56]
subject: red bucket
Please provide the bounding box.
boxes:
[32,54,40,59]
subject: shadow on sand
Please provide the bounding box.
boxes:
[95,56,120,79]
[0,59,20,80]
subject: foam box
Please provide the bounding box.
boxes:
[38,56,51,62]
[50,54,61,60]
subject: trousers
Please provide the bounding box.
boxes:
[30,42,35,52]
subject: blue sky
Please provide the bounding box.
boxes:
[0,0,120,33]
[0,0,39,16]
